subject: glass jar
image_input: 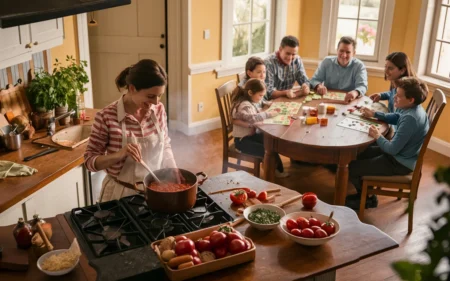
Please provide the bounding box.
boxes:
[12,218,33,249]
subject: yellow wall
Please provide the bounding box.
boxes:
[286,0,302,41]
[50,16,79,67]
[298,0,323,58]
[191,0,222,64]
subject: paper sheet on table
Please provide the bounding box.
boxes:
[263,102,301,125]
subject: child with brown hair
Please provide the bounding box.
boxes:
[231,78,288,178]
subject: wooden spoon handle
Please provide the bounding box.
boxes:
[328,211,334,222]
[276,194,303,208]
[36,223,53,251]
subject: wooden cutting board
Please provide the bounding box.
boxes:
[0,245,29,272]
[0,84,32,120]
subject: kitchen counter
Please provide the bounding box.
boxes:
[0,109,98,214]
[0,171,398,281]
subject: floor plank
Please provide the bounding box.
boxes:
[170,128,450,281]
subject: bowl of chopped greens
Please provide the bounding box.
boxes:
[244,204,285,230]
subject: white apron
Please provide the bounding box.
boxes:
[99,112,164,202]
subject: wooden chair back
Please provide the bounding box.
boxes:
[237,72,246,84]
[411,89,447,190]
[215,80,238,153]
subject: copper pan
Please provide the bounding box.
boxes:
[127,168,207,213]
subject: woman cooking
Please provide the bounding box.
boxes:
[84,59,178,202]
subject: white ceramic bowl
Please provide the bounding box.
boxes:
[244,204,286,230]
[280,211,340,246]
[37,249,79,276]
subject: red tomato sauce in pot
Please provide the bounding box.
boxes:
[148,182,191,192]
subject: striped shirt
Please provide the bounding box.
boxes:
[84,95,175,178]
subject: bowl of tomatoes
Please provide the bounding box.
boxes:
[280,211,340,246]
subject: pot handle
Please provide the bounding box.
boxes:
[134,181,146,194]
[195,172,208,185]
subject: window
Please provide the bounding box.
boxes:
[323,0,394,66]
[427,0,450,81]
[220,0,282,75]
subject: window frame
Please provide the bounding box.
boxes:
[218,0,285,77]
[319,0,395,68]
[425,1,450,82]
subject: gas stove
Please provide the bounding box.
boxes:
[65,187,234,281]
[121,188,234,241]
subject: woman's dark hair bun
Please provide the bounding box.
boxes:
[115,59,167,91]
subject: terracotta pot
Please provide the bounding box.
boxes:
[31,110,54,130]
[126,168,207,213]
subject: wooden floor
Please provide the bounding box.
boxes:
[170,128,450,281]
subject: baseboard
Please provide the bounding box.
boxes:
[428,137,450,157]
[169,117,221,136]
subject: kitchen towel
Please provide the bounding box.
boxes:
[0,161,37,179]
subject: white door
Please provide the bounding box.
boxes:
[88,0,166,109]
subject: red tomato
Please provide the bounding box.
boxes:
[203,236,210,241]
[195,239,211,252]
[244,239,252,250]
[193,257,202,265]
[174,239,195,256]
[321,222,336,236]
[314,229,328,238]
[227,232,243,244]
[290,228,302,237]
[286,219,299,231]
[309,217,322,227]
[302,192,318,209]
[230,189,248,205]
[296,217,310,229]
[300,228,314,238]
[310,226,321,232]
[190,249,200,258]
[229,239,246,254]
[214,246,228,259]
[247,190,257,198]
[175,235,188,242]
[210,232,227,248]
[239,187,251,193]
[257,191,268,201]
[209,230,218,237]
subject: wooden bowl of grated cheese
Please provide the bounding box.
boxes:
[37,239,81,276]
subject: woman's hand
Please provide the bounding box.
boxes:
[120,143,142,162]
[361,107,375,118]
[370,93,381,102]
[368,125,381,139]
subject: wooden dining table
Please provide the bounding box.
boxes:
[257,94,389,206]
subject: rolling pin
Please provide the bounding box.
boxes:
[36,223,53,252]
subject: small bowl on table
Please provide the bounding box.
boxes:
[280,211,340,246]
[243,204,286,231]
[37,249,79,276]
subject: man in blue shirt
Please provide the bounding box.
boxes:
[264,36,310,100]
[310,36,368,103]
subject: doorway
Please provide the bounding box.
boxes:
[87,0,167,109]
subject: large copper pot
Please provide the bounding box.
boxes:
[129,168,207,213]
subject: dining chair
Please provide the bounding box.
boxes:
[215,80,262,177]
[358,89,447,234]
[236,72,246,85]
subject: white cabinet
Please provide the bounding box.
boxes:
[25,165,85,219]
[0,18,64,69]
[0,202,24,226]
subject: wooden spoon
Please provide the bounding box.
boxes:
[139,160,161,183]
[36,223,53,252]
